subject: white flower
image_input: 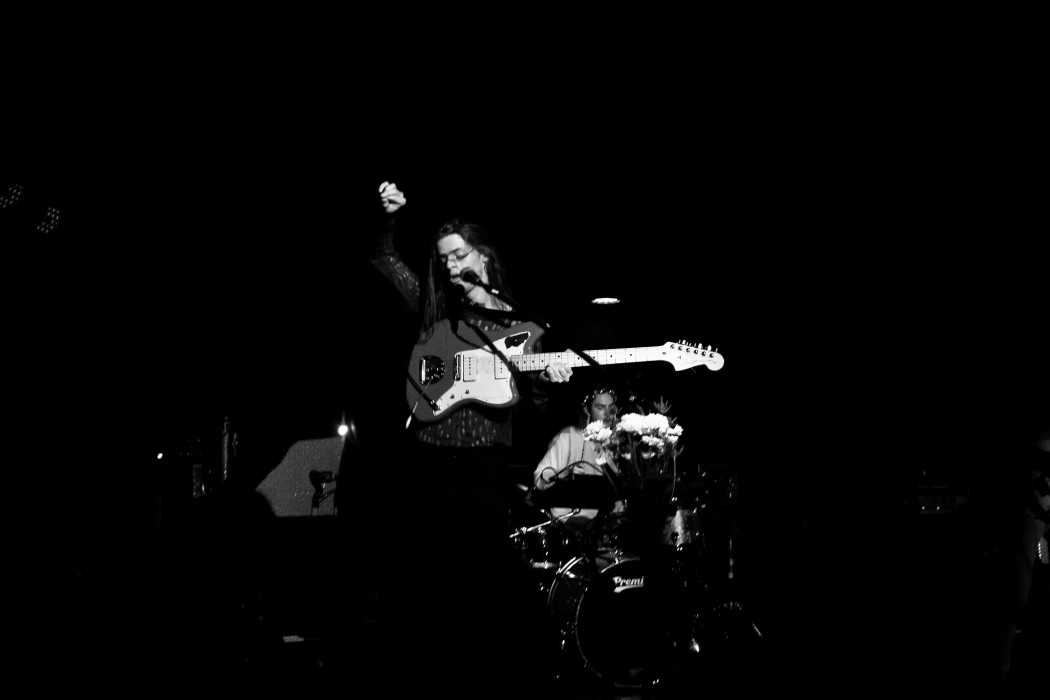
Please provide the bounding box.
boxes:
[583,421,614,444]
[588,413,682,454]
[616,412,676,437]
[616,413,649,434]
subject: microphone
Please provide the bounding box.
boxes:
[460,268,502,297]
[309,470,336,488]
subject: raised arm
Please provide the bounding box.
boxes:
[370,181,421,313]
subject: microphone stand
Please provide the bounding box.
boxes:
[508,507,581,541]
[598,459,628,503]
[461,271,550,331]
[309,470,337,517]
[592,455,633,557]
[537,460,583,488]
[461,272,604,371]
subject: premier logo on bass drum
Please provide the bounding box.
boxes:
[612,575,644,593]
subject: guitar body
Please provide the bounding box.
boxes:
[406,319,544,423]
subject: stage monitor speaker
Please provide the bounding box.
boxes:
[256,436,345,517]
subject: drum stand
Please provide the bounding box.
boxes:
[673,533,764,692]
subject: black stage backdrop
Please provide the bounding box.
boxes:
[5,23,1046,693]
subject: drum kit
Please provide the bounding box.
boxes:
[509,468,761,690]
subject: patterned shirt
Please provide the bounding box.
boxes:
[371,224,540,449]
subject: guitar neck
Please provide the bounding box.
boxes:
[513,347,666,371]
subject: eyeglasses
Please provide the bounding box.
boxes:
[438,248,476,266]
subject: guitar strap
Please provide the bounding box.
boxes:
[405,368,440,413]
[464,305,532,324]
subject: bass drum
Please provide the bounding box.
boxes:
[547,549,677,689]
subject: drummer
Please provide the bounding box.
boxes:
[531,387,624,530]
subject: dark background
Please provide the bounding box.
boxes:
[5,20,1046,692]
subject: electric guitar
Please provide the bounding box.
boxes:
[406,319,724,423]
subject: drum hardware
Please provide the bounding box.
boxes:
[508,508,581,540]
[510,509,582,571]
[660,499,705,550]
[537,480,754,690]
[689,599,763,656]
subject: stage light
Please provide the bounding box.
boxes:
[0,184,24,209]
[591,297,620,305]
[37,206,62,234]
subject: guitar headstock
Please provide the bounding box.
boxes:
[660,340,724,372]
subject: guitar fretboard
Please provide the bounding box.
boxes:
[513,347,665,371]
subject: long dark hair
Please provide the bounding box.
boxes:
[420,217,513,337]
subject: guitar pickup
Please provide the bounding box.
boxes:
[458,354,479,382]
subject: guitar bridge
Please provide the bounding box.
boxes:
[418,356,445,385]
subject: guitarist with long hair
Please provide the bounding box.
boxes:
[364,180,575,696]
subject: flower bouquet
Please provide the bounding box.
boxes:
[583,398,685,547]
[583,402,680,549]
[583,410,684,493]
